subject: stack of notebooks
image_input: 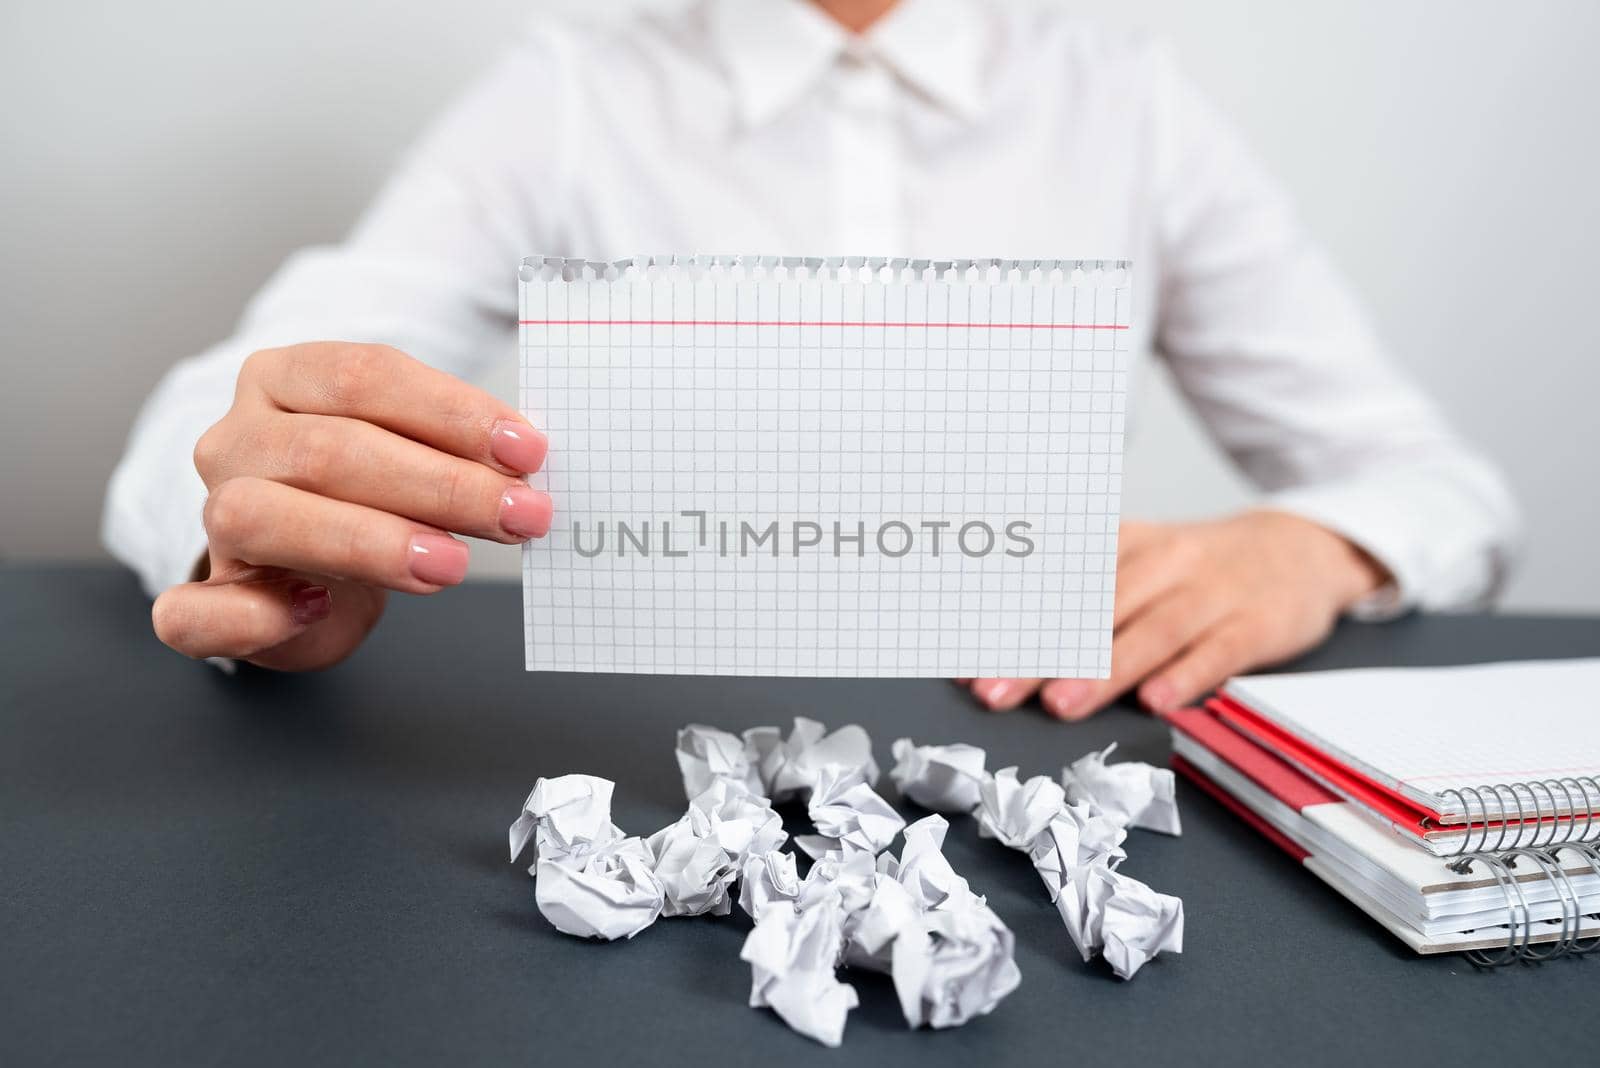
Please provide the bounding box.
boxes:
[1167,658,1600,962]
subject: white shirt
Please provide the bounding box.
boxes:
[104,0,1519,615]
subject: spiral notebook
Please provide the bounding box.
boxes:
[1168,704,1600,957]
[518,255,1131,677]
[1217,659,1600,855]
[1169,658,1600,964]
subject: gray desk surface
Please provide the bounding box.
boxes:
[2,566,1597,1067]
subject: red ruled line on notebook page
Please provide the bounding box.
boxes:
[519,319,1129,329]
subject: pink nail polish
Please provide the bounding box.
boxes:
[290,584,332,625]
[490,420,548,473]
[1140,681,1178,714]
[1046,680,1093,718]
[408,533,470,586]
[978,679,1020,708]
[499,484,553,539]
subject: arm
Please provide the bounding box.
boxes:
[103,32,576,668]
[965,42,1519,718]
[1146,44,1519,616]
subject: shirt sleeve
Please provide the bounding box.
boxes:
[1144,44,1521,616]
[101,31,576,597]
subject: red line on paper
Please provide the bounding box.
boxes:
[519,319,1128,330]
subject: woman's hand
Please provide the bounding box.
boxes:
[958,510,1388,719]
[150,342,551,670]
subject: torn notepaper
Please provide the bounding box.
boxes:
[520,256,1133,678]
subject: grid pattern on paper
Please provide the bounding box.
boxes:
[519,265,1131,677]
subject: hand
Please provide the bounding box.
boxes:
[151,342,551,670]
[957,510,1388,719]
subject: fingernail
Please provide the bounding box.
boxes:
[408,533,470,586]
[1140,680,1178,714]
[974,679,1015,709]
[290,584,332,625]
[490,420,547,473]
[1044,680,1094,719]
[498,484,553,539]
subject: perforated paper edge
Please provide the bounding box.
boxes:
[519,254,1132,286]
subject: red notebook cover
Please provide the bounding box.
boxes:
[1166,706,1339,812]
[1164,706,1322,860]
[1200,693,1584,847]
[1170,753,1310,862]
[1202,695,1443,838]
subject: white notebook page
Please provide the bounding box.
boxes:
[519,256,1131,677]
[1223,658,1600,820]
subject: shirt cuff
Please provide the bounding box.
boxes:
[140,473,211,599]
[101,444,208,602]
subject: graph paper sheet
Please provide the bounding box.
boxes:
[519,256,1131,678]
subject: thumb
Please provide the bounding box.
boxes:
[152,575,332,661]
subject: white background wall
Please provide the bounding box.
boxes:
[3,0,1597,609]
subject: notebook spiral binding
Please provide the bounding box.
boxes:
[1439,776,1600,966]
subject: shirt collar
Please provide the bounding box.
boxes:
[868,0,987,122]
[709,0,988,129]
